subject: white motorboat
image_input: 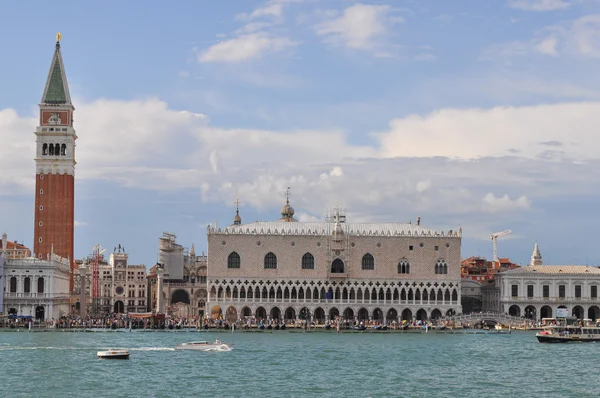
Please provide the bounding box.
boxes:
[97,349,130,359]
[175,340,231,351]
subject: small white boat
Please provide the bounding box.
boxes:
[175,340,231,351]
[97,349,130,359]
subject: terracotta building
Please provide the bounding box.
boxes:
[461,256,519,282]
[33,34,77,291]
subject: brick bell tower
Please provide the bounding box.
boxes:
[33,33,77,290]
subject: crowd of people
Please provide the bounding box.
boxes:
[0,312,544,331]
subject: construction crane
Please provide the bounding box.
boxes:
[90,244,106,314]
[491,230,511,263]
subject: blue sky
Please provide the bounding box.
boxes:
[2,0,600,268]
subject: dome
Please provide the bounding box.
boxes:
[281,202,295,218]
[233,211,242,225]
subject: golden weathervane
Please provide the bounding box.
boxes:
[56,32,62,42]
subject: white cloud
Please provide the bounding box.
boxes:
[5,98,600,237]
[315,4,391,50]
[74,221,88,227]
[535,36,559,54]
[377,102,600,160]
[198,33,298,62]
[236,3,283,21]
[485,14,600,59]
[482,193,531,213]
[507,0,571,11]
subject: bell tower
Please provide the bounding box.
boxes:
[33,33,77,290]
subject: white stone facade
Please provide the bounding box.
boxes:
[2,251,71,319]
[497,265,600,321]
[206,211,463,323]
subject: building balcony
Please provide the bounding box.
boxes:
[4,292,70,299]
[208,297,460,306]
[503,296,600,304]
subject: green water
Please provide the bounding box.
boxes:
[0,330,598,398]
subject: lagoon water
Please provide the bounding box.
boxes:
[0,330,598,398]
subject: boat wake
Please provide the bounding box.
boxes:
[129,347,176,351]
[204,346,233,352]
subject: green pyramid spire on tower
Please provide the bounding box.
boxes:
[41,34,72,105]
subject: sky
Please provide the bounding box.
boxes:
[1,0,600,268]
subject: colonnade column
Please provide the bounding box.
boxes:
[79,264,88,318]
[156,265,165,314]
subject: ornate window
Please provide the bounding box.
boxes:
[435,259,448,274]
[42,143,48,155]
[361,253,375,270]
[24,277,31,293]
[302,253,315,270]
[264,252,277,269]
[61,144,66,156]
[227,252,241,269]
[10,277,17,293]
[397,259,410,274]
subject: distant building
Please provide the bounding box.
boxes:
[0,240,32,259]
[206,194,463,324]
[148,235,207,317]
[497,243,600,321]
[1,233,70,319]
[73,244,147,314]
[461,256,520,282]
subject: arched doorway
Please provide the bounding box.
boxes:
[524,305,537,320]
[197,300,206,317]
[372,308,383,322]
[430,309,442,319]
[226,306,238,322]
[35,306,45,320]
[270,307,281,320]
[572,305,584,319]
[401,309,412,321]
[358,308,369,321]
[314,307,325,322]
[8,308,17,315]
[416,309,427,321]
[588,306,600,321]
[329,307,340,320]
[343,308,354,320]
[255,306,267,320]
[508,305,521,317]
[540,305,552,319]
[171,289,190,305]
[386,309,398,322]
[75,302,80,310]
[285,307,296,320]
[114,301,124,313]
[241,306,252,317]
[331,259,344,273]
[211,305,222,319]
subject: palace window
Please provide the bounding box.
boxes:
[397,259,410,274]
[24,277,31,293]
[511,285,518,297]
[302,253,315,270]
[592,286,598,299]
[559,285,566,298]
[227,252,241,269]
[575,285,582,298]
[264,252,277,269]
[10,277,17,293]
[361,253,375,270]
[331,258,344,274]
[543,285,549,298]
[527,285,534,298]
[435,259,448,275]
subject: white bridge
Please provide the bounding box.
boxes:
[442,311,526,325]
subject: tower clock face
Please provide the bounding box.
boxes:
[115,286,124,295]
[116,260,126,268]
